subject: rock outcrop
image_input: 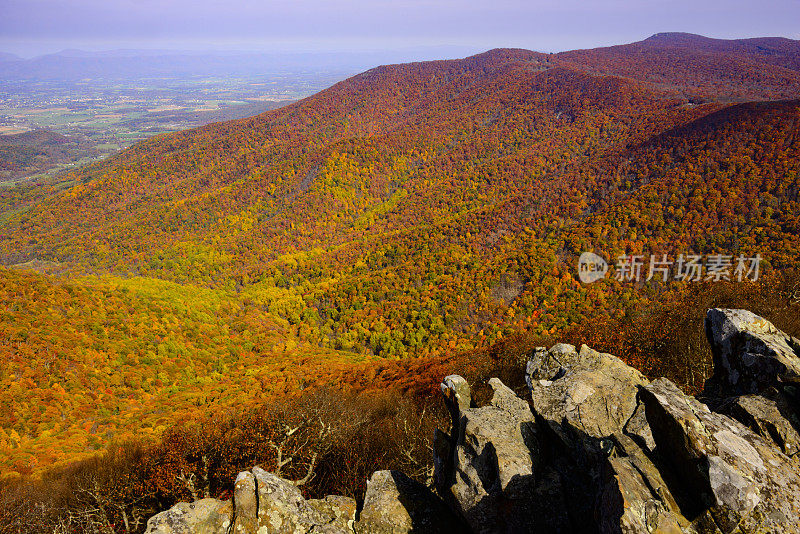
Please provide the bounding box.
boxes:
[146,499,233,534]
[432,309,800,533]
[704,308,800,398]
[147,308,800,533]
[434,377,538,533]
[525,343,649,439]
[146,468,356,534]
[641,378,800,532]
[356,470,464,533]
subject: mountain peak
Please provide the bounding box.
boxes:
[464,47,548,67]
[644,31,709,43]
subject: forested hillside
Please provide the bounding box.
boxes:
[0,129,98,181]
[2,33,800,483]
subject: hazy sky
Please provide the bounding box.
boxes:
[1,0,799,57]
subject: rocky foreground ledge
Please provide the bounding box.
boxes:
[147,309,800,534]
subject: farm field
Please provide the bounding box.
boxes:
[0,73,351,183]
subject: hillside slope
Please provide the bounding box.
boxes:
[559,32,800,100]
[0,129,97,181]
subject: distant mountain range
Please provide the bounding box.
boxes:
[0,46,483,79]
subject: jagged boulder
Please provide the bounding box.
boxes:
[524,343,660,532]
[703,308,800,461]
[526,343,649,438]
[231,470,257,533]
[355,470,464,533]
[434,315,800,533]
[146,469,355,534]
[597,310,800,533]
[145,499,233,534]
[598,433,689,534]
[251,467,355,533]
[704,308,800,397]
[525,345,694,533]
[434,376,538,533]
[718,389,800,457]
[642,378,800,533]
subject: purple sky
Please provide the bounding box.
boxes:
[1,0,799,57]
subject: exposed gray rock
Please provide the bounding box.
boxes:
[525,343,574,384]
[434,375,539,533]
[441,374,472,413]
[705,308,800,397]
[309,495,358,531]
[252,466,353,533]
[704,308,800,461]
[623,399,656,453]
[719,389,800,457]
[355,470,464,533]
[526,343,649,439]
[641,377,800,533]
[433,312,800,533]
[528,344,685,533]
[232,470,257,534]
[598,450,687,533]
[146,469,354,534]
[145,499,232,534]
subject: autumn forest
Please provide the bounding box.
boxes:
[2,32,800,532]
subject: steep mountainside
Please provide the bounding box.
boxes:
[559,32,800,100]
